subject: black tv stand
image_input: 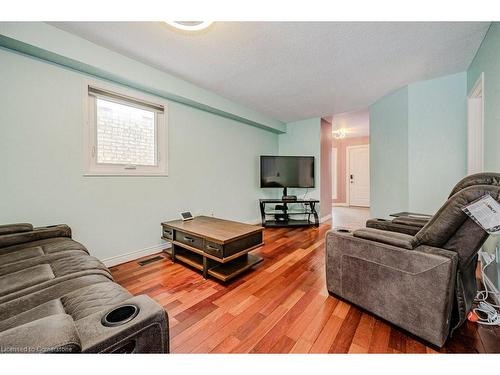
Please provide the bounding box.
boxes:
[259,198,320,228]
[281,187,297,201]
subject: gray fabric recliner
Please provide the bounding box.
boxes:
[0,223,169,353]
[366,172,500,235]
[326,184,499,347]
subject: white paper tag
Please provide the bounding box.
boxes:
[462,194,500,234]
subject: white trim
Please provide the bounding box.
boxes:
[320,214,332,223]
[345,144,370,207]
[247,218,264,226]
[332,147,338,199]
[332,202,349,207]
[467,72,484,174]
[102,242,171,267]
[83,79,169,177]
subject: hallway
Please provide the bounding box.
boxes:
[331,206,370,230]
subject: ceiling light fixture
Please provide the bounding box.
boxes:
[165,21,213,32]
[333,128,348,139]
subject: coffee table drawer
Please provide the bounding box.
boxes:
[204,241,223,258]
[162,227,174,240]
[175,231,204,250]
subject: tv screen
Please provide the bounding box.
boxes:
[260,156,315,188]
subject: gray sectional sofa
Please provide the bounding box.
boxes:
[0,223,169,353]
[326,184,499,347]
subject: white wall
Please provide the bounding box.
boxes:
[0,49,278,264]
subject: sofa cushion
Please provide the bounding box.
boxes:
[0,264,55,296]
[0,225,72,249]
[0,314,81,353]
[0,223,33,236]
[0,246,45,265]
[0,237,88,259]
[0,299,65,332]
[0,254,112,304]
[0,274,113,321]
[61,282,132,321]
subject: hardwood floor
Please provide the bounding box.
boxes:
[110,224,500,353]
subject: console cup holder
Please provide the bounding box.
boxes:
[336,228,351,233]
[102,304,140,327]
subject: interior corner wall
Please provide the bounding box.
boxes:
[369,87,409,218]
[320,119,332,219]
[369,73,467,219]
[278,118,322,204]
[408,72,467,213]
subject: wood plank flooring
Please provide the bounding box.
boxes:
[110,224,500,353]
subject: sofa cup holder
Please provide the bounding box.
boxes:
[102,304,140,327]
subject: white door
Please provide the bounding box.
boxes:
[347,145,370,207]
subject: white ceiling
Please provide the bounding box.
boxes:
[50,22,490,123]
[330,109,370,138]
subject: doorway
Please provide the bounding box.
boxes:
[346,144,370,207]
[467,72,484,174]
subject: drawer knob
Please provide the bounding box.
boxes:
[184,236,195,243]
[206,244,220,251]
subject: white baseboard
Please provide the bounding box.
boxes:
[320,214,332,223]
[103,242,171,267]
[332,203,349,207]
[247,218,263,225]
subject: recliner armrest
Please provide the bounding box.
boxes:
[366,218,421,236]
[75,295,169,353]
[353,227,417,249]
[0,224,72,249]
[0,223,33,236]
[0,314,81,353]
[392,216,429,227]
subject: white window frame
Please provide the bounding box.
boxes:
[83,81,168,176]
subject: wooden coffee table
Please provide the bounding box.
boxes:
[161,216,264,282]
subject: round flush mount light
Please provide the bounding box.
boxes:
[164,21,213,32]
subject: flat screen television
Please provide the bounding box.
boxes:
[260,156,315,190]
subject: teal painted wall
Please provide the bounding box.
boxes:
[0,48,278,262]
[370,73,467,218]
[278,118,321,203]
[369,87,409,218]
[408,72,467,213]
[468,22,500,171]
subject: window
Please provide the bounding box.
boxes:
[84,84,167,176]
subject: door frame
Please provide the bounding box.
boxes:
[467,72,484,174]
[332,147,338,200]
[345,144,370,207]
